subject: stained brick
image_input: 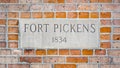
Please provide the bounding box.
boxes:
[100,12,111,18]
[114,27,120,33]
[70,49,81,55]
[90,0,98,3]
[113,42,120,48]
[24,49,34,55]
[43,12,54,18]
[8,20,18,26]
[82,49,93,55]
[100,27,111,33]
[100,42,111,48]
[21,12,31,18]
[0,19,6,25]
[89,56,111,63]
[0,0,18,3]
[99,0,112,3]
[67,57,88,63]
[113,34,120,40]
[54,64,76,68]
[20,57,42,63]
[100,20,111,25]
[43,4,54,11]
[20,0,31,3]
[8,42,18,48]
[79,12,89,18]
[0,5,7,11]
[95,49,106,55]
[100,34,110,40]
[32,12,42,18]
[8,64,30,68]
[56,12,66,18]
[8,12,19,18]
[67,12,77,18]
[8,27,19,33]
[0,42,6,48]
[36,49,46,55]
[108,49,120,56]
[43,56,65,63]
[8,34,18,40]
[90,12,99,18]
[59,49,69,55]
[57,0,64,3]
[47,49,58,55]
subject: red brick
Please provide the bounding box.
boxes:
[24,49,34,55]
[55,4,65,11]
[57,0,64,3]
[100,34,111,40]
[43,12,54,18]
[67,12,77,18]
[32,12,42,18]
[90,12,99,18]
[79,12,89,18]
[67,57,88,63]
[95,49,106,55]
[0,19,6,25]
[8,34,18,40]
[66,0,77,3]
[8,20,18,26]
[36,49,46,55]
[8,27,19,33]
[90,0,98,3]
[100,42,111,48]
[100,12,111,18]
[59,49,69,55]
[108,49,120,56]
[77,0,89,3]
[8,12,19,18]
[56,12,66,18]
[8,64,30,68]
[113,34,120,40]
[47,49,58,55]
[100,20,111,25]
[99,0,112,3]
[20,57,42,63]
[30,4,43,11]
[65,4,76,11]
[82,49,93,55]
[70,49,81,55]
[0,12,6,18]
[54,64,76,68]
[100,27,111,33]
[21,12,31,18]
[43,0,56,3]
[0,42,6,48]
[0,0,18,3]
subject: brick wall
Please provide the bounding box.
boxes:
[0,0,120,68]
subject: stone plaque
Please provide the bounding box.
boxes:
[20,19,99,48]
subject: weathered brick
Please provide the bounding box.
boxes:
[100,34,110,40]
[30,4,43,11]
[8,27,18,33]
[100,64,120,68]
[54,64,76,68]
[100,42,111,48]
[66,0,77,3]
[43,0,56,3]
[31,64,51,68]
[113,42,120,48]
[95,49,106,55]
[59,49,69,55]
[100,20,111,25]
[43,4,54,11]
[113,34,120,40]
[56,12,66,18]
[8,34,18,40]
[77,0,89,3]
[55,4,65,11]
[108,49,120,56]
[65,4,76,11]
[32,12,42,18]
[82,49,93,55]
[99,0,112,3]
[8,20,18,26]
[0,56,18,63]
[67,57,88,63]
[21,12,31,18]
[0,5,7,11]
[0,42,6,48]
[8,42,18,48]
[0,12,6,18]
[100,12,111,18]
[36,49,46,55]
[12,50,22,55]
[0,0,18,3]
[8,64,30,68]
[24,49,34,55]
[8,4,20,11]
[19,4,30,11]
[0,19,6,25]
[79,12,89,18]
[43,12,54,18]
[47,49,58,55]
[20,57,42,63]
[0,34,5,40]
[20,0,31,3]
[8,12,18,18]
[89,56,111,63]
[70,49,81,55]
[114,27,120,33]
[0,49,11,55]
[90,0,98,3]
[113,0,120,3]
[112,12,120,18]
[32,0,42,3]
[113,19,120,25]
[100,27,111,33]
[57,0,64,3]
[78,64,98,68]
[67,12,77,18]
[43,56,65,63]
[0,64,6,68]
[111,64,120,68]
[90,12,99,18]
[113,57,120,63]
[0,26,5,33]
